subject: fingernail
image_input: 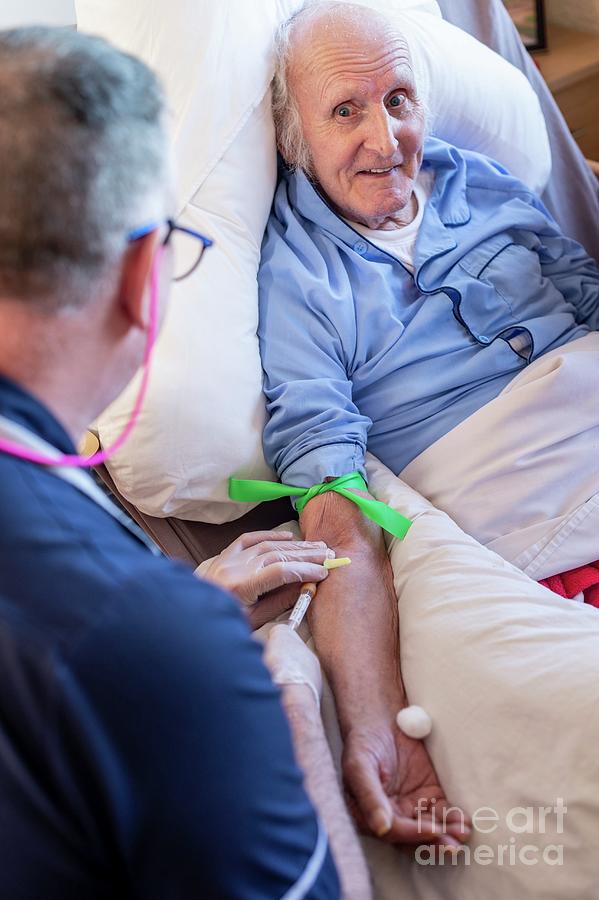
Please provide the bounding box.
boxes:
[326,548,336,559]
[370,808,392,837]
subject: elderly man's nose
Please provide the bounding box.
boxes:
[363,110,398,157]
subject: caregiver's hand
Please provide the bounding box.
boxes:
[197,530,332,607]
[264,623,322,709]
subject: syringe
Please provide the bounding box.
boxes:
[287,557,351,631]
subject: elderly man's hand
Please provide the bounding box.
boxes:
[343,720,471,849]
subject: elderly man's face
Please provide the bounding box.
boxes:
[291,22,425,229]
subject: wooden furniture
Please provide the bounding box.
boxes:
[536,24,599,161]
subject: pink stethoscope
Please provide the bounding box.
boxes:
[0,245,164,468]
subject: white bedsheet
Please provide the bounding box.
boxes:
[400,331,599,580]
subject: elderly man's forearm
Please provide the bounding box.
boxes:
[300,491,405,733]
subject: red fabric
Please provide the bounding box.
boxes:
[539,561,599,609]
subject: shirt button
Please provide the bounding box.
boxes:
[354,240,368,255]
[478,334,490,344]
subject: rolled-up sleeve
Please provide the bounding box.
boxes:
[259,205,371,488]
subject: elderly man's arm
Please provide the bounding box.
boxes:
[301,489,469,848]
[258,178,468,846]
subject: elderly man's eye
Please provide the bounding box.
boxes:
[336,105,353,118]
[388,93,407,109]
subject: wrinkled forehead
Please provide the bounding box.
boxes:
[291,16,416,103]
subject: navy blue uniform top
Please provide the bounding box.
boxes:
[0,375,339,899]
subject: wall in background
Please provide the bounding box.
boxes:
[546,0,599,35]
[0,0,76,29]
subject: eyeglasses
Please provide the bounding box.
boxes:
[127,218,213,282]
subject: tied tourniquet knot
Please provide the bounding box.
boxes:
[228,472,411,540]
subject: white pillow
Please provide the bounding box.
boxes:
[247,456,599,899]
[76,0,551,522]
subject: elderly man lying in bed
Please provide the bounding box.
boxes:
[258,0,599,847]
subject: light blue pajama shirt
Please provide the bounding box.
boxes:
[258,137,599,487]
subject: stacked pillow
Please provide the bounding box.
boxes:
[76,0,551,522]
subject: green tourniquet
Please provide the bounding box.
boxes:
[228,472,411,540]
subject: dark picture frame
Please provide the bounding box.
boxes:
[503,0,547,52]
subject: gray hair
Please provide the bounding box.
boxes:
[272,4,320,175]
[272,1,430,175]
[0,27,171,308]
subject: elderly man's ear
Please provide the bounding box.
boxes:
[117,230,162,331]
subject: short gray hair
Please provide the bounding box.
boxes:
[272,1,429,175]
[0,27,171,308]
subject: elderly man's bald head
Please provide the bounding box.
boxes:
[272,1,426,230]
[289,1,400,49]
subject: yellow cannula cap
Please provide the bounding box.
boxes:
[323,556,351,570]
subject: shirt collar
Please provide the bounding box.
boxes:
[282,134,471,240]
[0,374,77,454]
[422,137,470,226]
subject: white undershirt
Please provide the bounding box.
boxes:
[345,169,435,272]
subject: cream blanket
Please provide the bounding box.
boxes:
[399,332,599,580]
